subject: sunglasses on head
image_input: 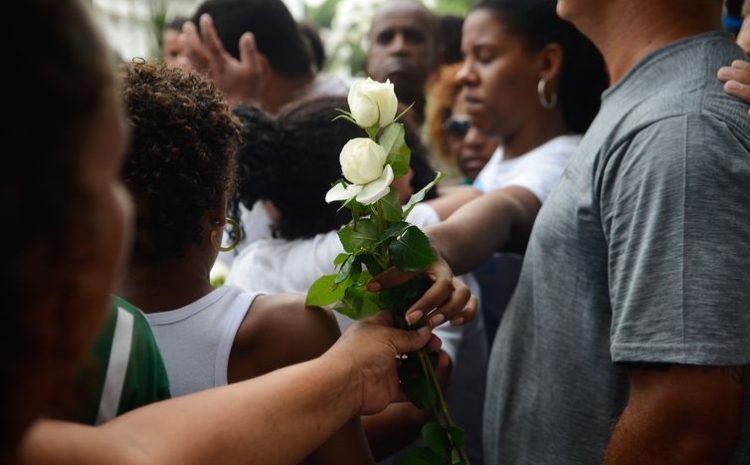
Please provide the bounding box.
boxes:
[444,116,471,137]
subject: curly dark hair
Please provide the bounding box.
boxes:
[233,96,437,241]
[3,0,114,458]
[233,97,357,240]
[120,61,241,263]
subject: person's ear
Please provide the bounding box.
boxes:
[537,42,564,90]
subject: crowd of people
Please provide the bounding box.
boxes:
[5,0,750,464]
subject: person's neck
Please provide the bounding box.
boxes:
[579,1,722,84]
[502,109,567,160]
[117,246,216,313]
[261,72,315,114]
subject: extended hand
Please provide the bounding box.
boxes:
[718,59,750,115]
[182,14,268,107]
[327,312,441,416]
[367,256,478,328]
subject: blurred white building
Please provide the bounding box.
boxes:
[90,0,305,59]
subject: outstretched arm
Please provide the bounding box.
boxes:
[368,186,537,327]
[18,314,435,465]
[427,185,540,276]
[232,294,374,464]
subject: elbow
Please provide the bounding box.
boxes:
[670,432,739,464]
[670,412,741,464]
[636,396,742,464]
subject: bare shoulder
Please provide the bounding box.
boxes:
[229,293,341,380]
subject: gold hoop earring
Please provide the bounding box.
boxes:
[210,218,242,252]
[537,78,558,109]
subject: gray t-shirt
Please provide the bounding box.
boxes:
[484,32,750,465]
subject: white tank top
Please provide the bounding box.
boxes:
[145,285,260,397]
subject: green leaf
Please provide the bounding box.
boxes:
[389,147,411,179]
[379,123,411,177]
[338,219,379,253]
[359,253,384,276]
[422,422,450,456]
[379,123,405,155]
[403,171,445,217]
[306,274,346,307]
[389,226,437,272]
[400,447,447,465]
[334,283,383,320]
[446,426,465,449]
[378,221,410,245]
[379,188,404,222]
[333,253,349,266]
[335,254,355,284]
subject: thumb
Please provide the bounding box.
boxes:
[388,325,432,354]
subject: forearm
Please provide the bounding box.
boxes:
[427,186,539,275]
[20,357,359,465]
[426,186,482,220]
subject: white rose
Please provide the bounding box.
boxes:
[347,78,399,128]
[326,165,394,206]
[339,138,387,184]
[326,138,393,205]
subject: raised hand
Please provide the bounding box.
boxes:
[182,14,268,107]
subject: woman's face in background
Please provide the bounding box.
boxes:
[446,92,498,181]
[457,9,542,140]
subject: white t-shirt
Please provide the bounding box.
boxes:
[473,135,582,202]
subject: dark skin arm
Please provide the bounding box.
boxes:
[368,186,536,327]
[604,364,744,465]
[425,186,483,220]
[232,295,452,462]
[427,185,540,276]
[230,293,374,465]
[19,313,438,465]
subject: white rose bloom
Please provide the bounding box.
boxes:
[326,165,394,206]
[356,165,394,204]
[348,78,399,128]
[340,138,387,184]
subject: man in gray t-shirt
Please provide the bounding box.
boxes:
[480,2,750,464]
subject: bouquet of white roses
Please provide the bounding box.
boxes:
[306,78,470,465]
